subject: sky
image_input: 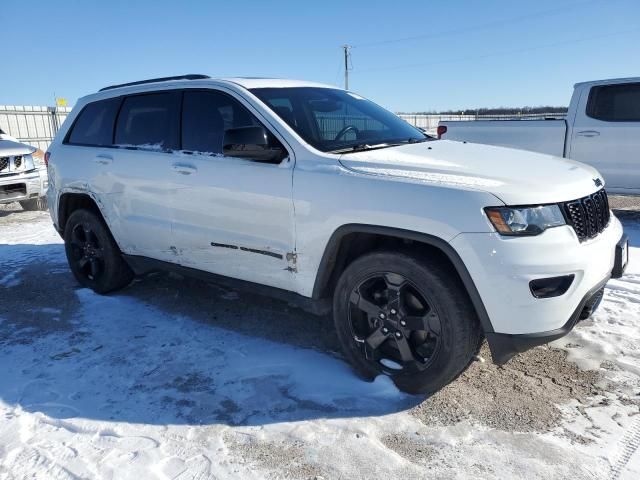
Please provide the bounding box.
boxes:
[1,0,639,112]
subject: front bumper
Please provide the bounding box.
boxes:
[0,168,48,204]
[451,215,625,363]
[485,276,608,364]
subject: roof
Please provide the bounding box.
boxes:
[97,75,339,95]
[574,77,640,88]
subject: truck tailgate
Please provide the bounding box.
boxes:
[440,119,567,157]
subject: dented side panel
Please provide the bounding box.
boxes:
[170,152,297,292]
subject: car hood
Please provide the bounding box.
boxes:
[0,139,36,156]
[338,140,603,205]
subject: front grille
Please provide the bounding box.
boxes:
[13,155,22,169]
[562,188,610,242]
[0,157,8,172]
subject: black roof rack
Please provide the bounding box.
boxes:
[99,74,210,92]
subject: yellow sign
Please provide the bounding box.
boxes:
[56,98,68,107]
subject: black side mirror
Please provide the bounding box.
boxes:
[223,126,285,163]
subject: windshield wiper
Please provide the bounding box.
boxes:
[329,142,401,154]
[329,137,430,154]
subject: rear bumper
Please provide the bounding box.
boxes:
[485,275,608,364]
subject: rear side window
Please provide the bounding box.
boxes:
[115,93,180,149]
[66,98,120,146]
[587,83,640,122]
[182,90,259,153]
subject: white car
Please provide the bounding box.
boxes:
[0,128,48,210]
[45,75,627,394]
[439,77,640,195]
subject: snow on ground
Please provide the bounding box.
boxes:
[0,206,639,479]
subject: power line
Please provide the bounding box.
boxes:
[352,27,640,74]
[353,0,604,48]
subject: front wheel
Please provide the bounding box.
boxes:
[333,251,482,394]
[63,209,134,294]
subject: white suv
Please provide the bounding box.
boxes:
[46,75,628,394]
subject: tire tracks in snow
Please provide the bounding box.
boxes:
[611,416,640,479]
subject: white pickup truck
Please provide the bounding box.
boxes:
[438,77,640,195]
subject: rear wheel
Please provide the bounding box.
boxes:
[333,251,482,394]
[63,209,133,293]
[19,196,47,211]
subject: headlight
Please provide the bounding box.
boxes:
[31,153,44,168]
[31,148,45,167]
[23,154,36,170]
[485,205,566,236]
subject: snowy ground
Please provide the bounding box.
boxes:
[0,204,639,479]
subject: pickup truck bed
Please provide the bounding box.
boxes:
[440,119,567,157]
[439,77,640,195]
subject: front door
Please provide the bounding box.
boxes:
[171,89,296,291]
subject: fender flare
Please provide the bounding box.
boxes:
[311,223,494,334]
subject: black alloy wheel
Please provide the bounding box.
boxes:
[348,272,442,375]
[63,209,133,293]
[333,251,482,394]
[68,222,104,281]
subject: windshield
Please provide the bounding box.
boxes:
[250,87,429,153]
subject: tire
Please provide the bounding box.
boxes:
[19,196,47,211]
[63,209,134,294]
[333,250,482,395]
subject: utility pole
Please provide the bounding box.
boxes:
[342,45,352,90]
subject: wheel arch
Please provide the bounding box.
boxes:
[57,191,108,236]
[311,224,494,334]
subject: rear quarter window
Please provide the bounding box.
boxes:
[66,97,121,146]
[586,83,640,122]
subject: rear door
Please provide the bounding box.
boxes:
[103,91,181,261]
[171,89,296,291]
[569,82,640,193]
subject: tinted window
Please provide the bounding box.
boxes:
[67,98,120,146]
[182,90,259,154]
[251,87,427,152]
[587,83,640,122]
[115,93,179,149]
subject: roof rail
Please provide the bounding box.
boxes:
[99,74,211,92]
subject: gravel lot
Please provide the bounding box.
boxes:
[1,202,640,479]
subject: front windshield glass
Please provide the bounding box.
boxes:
[251,87,429,153]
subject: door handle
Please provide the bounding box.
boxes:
[172,163,197,175]
[576,130,600,137]
[93,154,113,165]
